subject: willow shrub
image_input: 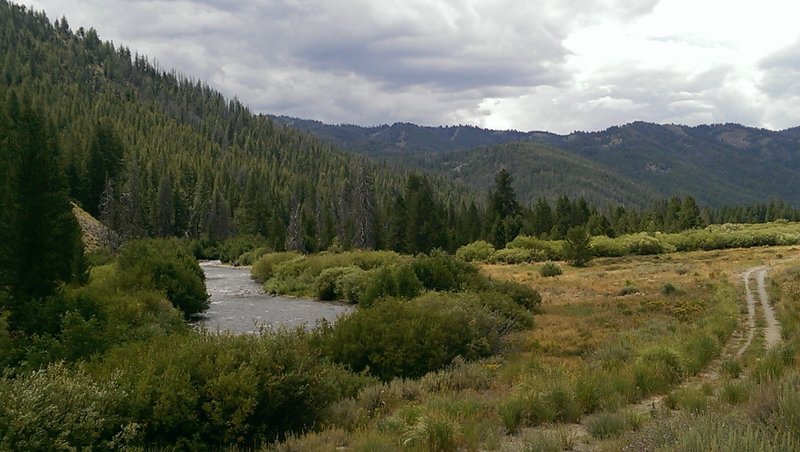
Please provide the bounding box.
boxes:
[115,238,208,317]
[83,331,367,449]
[319,293,503,380]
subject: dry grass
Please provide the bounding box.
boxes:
[274,245,800,451]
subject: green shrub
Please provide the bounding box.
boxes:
[506,235,564,260]
[474,291,534,330]
[634,347,684,396]
[411,250,479,292]
[313,266,362,301]
[84,331,364,448]
[86,247,115,267]
[401,413,459,452]
[335,268,369,304]
[668,387,708,413]
[0,363,139,451]
[681,333,721,375]
[320,293,502,380]
[490,248,532,264]
[721,358,743,379]
[237,247,270,266]
[718,380,749,405]
[251,252,301,282]
[115,239,208,317]
[455,240,495,262]
[662,282,679,295]
[478,279,541,311]
[394,264,424,299]
[499,397,525,434]
[539,262,562,277]
[618,285,640,296]
[585,411,639,439]
[361,267,399,306]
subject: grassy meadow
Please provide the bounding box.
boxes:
[266,243,800,451]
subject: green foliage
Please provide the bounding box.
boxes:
[251,251,302,282]
[490,247,532,264]
[633,346,684,396]
[563,226,592,267]
[507,235,564,260]
[0,363,139,451]
[617,285,640,296]
[539,262,562,277]
[401,412,460,452]
[411,250,479,292]
[3,330,366,449]
[116,238,208,316]
[476,278,542,312]
[216,235,270,264]
[499,397,525,434]
[1,101,87,330]
[334,268,370,304]
[455,240,495,262]
[666,386,708,413]
[319,294,502,380]
[313,266,362,301]
[585,411,639,439]
[661,282,679,295]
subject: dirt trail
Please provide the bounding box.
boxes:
[739,266,781,355]
[737,267,760,356]
[755,268,782,349]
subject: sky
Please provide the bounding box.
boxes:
[25,0,800,134]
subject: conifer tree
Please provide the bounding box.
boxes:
[85,122,124,215]
[489,168,521,247]
[7,104,85,324]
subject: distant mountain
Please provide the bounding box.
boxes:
[272,117,800,207]
[270,116,543,154]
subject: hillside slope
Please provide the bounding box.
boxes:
[428,142,657,207]
[274,117,800,207]
[0,1,471,252]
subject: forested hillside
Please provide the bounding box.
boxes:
[0,1,477,253]
[274,117,800,207]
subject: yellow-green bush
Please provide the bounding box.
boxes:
[455,240,495,262]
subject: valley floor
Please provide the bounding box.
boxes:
[277,245,800,451]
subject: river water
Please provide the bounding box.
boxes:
[197,261,353,334]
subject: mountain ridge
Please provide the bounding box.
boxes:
[271,116,800,207]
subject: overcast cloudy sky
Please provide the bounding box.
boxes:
[26,0,800,133]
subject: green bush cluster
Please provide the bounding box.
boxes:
[455,240,495,262]
[0,363,137,451]
[318,293,503,380]
[486,221,800,264]
[253,250,404,296]
[410,250,479,292]
[490,247,533,264]
[540,262,563,277]
[507,235,564,261]
[592,232,674,257]
[116,238,208,317]
[0,332,368,450]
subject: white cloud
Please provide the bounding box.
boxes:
[24,0,800,133]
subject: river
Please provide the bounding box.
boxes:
[197,260,354,334]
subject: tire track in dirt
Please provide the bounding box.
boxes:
[756,268,781,349]
[737,267,760,357]
[739,266,781,356]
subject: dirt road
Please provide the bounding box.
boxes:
[739,266,781,356]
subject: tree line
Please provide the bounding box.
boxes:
[2,0,799,260]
